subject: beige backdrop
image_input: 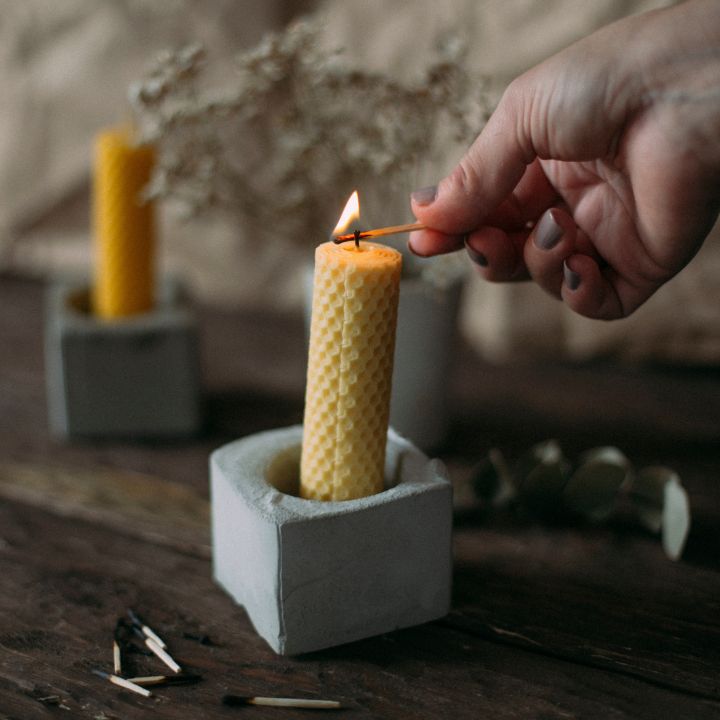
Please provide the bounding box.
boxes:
[3,0,718,363]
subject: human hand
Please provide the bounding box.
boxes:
[409,0,720,319]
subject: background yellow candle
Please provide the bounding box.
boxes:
[300,241,402,501]
[93,127,156,319]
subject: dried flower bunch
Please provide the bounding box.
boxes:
[129,17,492,282]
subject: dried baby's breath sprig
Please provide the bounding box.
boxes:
[130,17,492,287]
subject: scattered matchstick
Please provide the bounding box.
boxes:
[147,638,182,673]
[223,695,342,710]
[126,673,203,687]
[127,608,167,649]
[334,221,426,244]
[130,625,182,673]
[112,639,122,675]
[92,669,152,698]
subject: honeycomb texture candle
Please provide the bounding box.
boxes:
[301,241,402,501]
[93,127,156,319]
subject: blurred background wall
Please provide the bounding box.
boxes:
[2,0,718,364]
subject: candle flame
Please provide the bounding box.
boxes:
[332,191,360,236]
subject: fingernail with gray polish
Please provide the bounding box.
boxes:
[464,238,488,267]
[534,211,563,250]
[563,260,581,290]
[411,185,437,206]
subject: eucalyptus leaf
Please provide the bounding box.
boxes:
[515,439,563,483]
[631,466,679,533]
[472,448,516,508]
[662,478,691,561]
[472,440,691,562]
[489,448,517,507]
[579,447,630,472]
[562,447,629,522]
[516,440,569,512]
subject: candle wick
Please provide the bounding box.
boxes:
[353,229,361,250]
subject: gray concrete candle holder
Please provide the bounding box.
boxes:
[210,425,453,656]
[45,277,201,438]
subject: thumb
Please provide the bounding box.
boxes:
[412,81,536,234]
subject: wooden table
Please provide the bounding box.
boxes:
[1,274,719,719]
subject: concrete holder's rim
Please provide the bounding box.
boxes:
[46,277,195,331]
[210,425,448,520]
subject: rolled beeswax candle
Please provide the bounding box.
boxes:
[301,241,402,501]
[93,127,156,319]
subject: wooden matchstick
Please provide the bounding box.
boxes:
[131,625,182,673]
[223,695,342,709]
[334,221,426,244]
[92,669,152,698]
[112,639,122,675]
[145,636,182,673]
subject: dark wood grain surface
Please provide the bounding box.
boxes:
[1,273,719,720]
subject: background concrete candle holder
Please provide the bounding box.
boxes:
[45,277,201,438]
[211,425,453,656]
[390,275,464,450]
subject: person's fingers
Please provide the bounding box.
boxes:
[408,187,529,258]
[407,228,465,257]
[408,158,562,258]
[523,208,578,297]
[524,205,615,293]
[411,83,534,235]
[561,254,625,319]
[464,227,530,282]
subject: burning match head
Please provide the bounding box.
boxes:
[334,229,368,244]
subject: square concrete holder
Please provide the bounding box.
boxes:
[211,425,453,655]
[45,277,201,438]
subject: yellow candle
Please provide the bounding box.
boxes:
[300,241,402,501]
[93,127,156,319]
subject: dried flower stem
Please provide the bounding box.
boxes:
[129,17,491,288]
